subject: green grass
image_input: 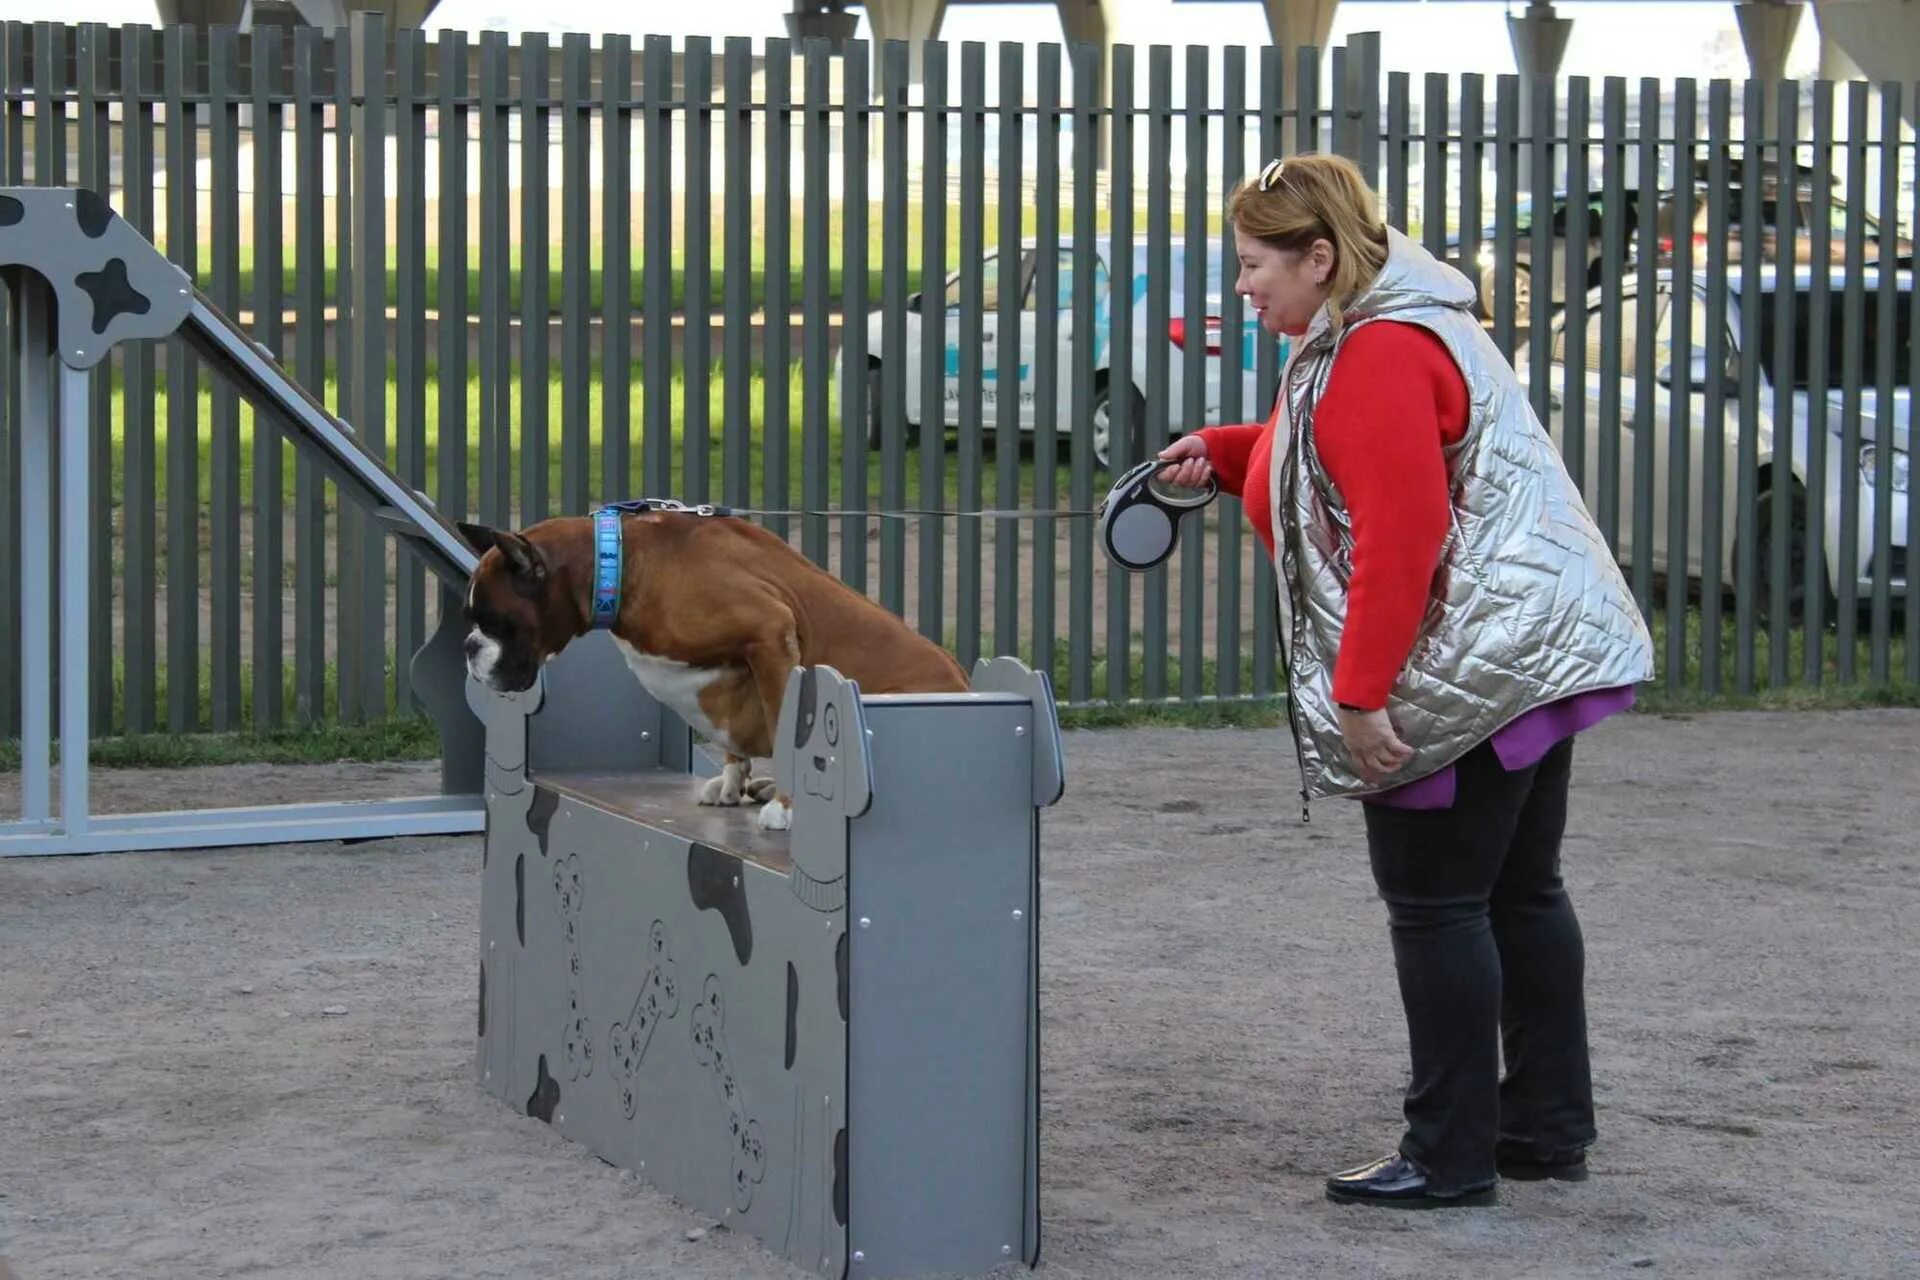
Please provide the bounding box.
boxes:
[117,358,844,515]
[105,357,1094,579]
[1638,601,1916,711]
[0,719,441,771]
[204,191,1507,320]
[212,193,1189,317]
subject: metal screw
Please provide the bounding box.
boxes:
[858,917,871,929]
[1012,909,1024,921]
[74,350,84,359]
[488,939,495,951]
[556,1112,564,1123]
[1015,725,1026,736]
[1002,1245,1014,1256]
[852,1252,865,1265]
[641,730,651,740]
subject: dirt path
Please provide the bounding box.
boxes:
[2,708,1917,1279]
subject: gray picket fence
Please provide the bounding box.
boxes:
[0,18,1914,746]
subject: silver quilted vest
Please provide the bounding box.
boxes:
[1267,227,1654,807]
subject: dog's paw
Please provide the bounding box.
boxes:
[744,774,778,804]
[756,798,792,832]
[697,772,743,807]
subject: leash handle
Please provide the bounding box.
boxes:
[1097,457,1221,573]
[1105,457,1220,510]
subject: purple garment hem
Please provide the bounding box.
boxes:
[1359,685,1638,811]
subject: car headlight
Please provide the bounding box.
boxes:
[1860,443,1910,495]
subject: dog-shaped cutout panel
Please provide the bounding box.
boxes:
[772,666,873,914]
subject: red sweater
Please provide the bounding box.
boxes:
[1195,321,1468,710]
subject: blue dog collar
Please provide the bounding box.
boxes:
[589,498,736,628]
[591,508,623,629]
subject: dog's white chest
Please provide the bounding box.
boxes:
[610,638,735,749]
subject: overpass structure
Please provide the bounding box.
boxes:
[151,0,1919,103]
[142,0,1920,145]
[792,1,1906,95]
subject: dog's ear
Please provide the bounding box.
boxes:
[498,531,548,595]
[458,521,547,594]
[457,521,497,555]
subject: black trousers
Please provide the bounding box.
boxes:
[1360,735,1595,1191]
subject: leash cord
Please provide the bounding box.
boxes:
[598,462,1204,524]
[597,497,1113,521]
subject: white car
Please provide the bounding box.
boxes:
[1537,265,1911,618]
[836,236,1284,468]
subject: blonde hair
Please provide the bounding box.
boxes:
[1226,152,1389,330]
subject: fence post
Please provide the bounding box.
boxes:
[1354,32,1381,185]
[0,22,23,740]
[348,10,389,724]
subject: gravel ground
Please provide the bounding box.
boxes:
[2,707,1917,1280]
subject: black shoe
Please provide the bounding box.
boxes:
[1324,1153,1496,1209]
[1494,1141,1590,1182]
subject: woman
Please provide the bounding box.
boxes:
[1157,153,1654,1208]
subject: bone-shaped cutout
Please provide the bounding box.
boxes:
[610,921,681,1119]
[553,853,594,1081]
[690,975,766,1211]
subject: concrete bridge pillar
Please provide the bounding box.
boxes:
[1509,0,1573,191]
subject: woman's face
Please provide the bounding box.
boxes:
[1234,232,1334,338]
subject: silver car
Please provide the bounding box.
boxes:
[1534,264,1911,618]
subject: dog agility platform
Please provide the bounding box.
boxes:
[469,634,1064,1279]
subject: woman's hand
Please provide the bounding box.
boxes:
[1337,705,1414,784]
[1155,434,1213,491]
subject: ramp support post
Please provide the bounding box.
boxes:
[0,185,486,856]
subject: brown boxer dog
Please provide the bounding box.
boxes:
[457,510,969,829]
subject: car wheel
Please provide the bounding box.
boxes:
[1751,485,1834,625]
[1091,381,1148,471]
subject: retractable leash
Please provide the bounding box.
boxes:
[1095,458,1220,572]
[591,470,1220,576]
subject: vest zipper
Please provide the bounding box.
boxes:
[1273,593,1313,825]
[1267,355,1328,825]
[1272,362,1315,826]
